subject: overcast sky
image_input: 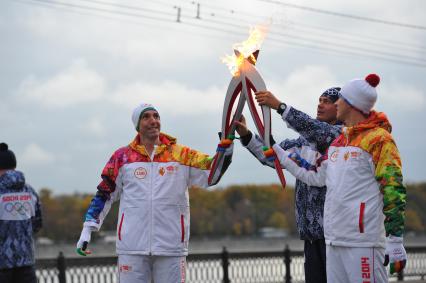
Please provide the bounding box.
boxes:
[2,0,425,194]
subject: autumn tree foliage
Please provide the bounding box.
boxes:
[35,182,426,242]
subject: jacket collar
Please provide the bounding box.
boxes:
[344,111,392,140]
[129,132,176,157]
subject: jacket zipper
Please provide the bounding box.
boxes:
[343,127,349,146]
[359,202,366,233]
[150,159,153,255]
[118,213,124,241]
[181,214,185,243]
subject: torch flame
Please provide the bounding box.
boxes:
[222,25,268,76]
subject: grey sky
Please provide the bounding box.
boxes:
[1,0,425,194]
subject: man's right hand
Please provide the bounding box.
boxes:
[76,226,94,256]
[234,115,249,137]
[255,91,282,110]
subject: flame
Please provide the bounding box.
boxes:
[221,53,245,77]
[222,25,268,76]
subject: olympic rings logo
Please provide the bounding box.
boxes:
[4,202,32,216]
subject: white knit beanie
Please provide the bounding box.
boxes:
[132,103,158,131]
[339,74,380,114]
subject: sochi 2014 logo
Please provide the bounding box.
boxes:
[329,150,339,162]
[134,167,147,179]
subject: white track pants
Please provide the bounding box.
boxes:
[117,254,186,283]
[326,245,387,283]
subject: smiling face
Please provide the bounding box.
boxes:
[138,110,161,141]
[316,96,337,123]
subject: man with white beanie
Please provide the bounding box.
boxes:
[247,74,407,282]
[76,103,233,283]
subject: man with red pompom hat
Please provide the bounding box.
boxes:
[249,74,406,282]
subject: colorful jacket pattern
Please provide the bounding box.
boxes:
[337,112,406,237]
[84,133,223,256]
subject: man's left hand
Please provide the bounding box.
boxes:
[255,91,281,110]
[384,235,407,274]
[76,226,94,256]
[234,115,249,137]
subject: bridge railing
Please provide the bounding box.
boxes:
[36,245,426,283]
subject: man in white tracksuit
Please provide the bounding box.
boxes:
[245,74,407,282]
[76,103,233,283]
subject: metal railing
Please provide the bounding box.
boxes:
[36,246,426,283]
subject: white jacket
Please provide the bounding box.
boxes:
[248,112,406,248]
[84,133,232,256]
[272,141,386,248]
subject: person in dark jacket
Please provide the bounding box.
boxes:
[0,143,42,283]
[235,87,342,283]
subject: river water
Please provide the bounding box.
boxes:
[36,237,305,258]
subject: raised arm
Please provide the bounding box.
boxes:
[272,143,327,187]
[282,106,341,153]
[240,131,275,168]
[254,90,341,153]
[240,130,309,169]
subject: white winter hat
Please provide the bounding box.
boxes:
[132,102,158,131]
[339,74,380,114]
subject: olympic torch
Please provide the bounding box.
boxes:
[208,26,286,189]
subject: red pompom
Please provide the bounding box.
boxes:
[365,74,380,87]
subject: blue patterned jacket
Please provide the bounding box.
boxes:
[242,107,341,240]
[0,170,42,269]
[282,107,341,240]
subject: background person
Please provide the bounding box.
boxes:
[0,143,43,283]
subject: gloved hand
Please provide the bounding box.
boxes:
[384,235,407,274]
[76,226,95,256]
